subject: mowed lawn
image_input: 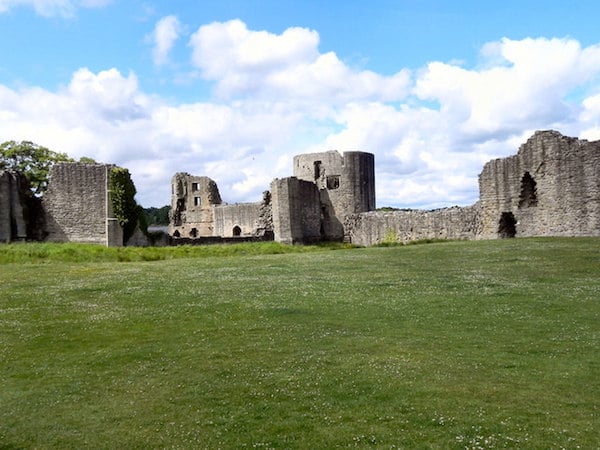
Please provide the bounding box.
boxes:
[1,238,599,449]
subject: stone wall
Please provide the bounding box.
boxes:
[0,171,27,242]
[169,173,222,238]
[271,177,321,244]
[346,205,482,247]
[213,202,262,237]
[213,190,273,238]
[43,163,123,246]
[294,151,375,240]
[479,130,600,239]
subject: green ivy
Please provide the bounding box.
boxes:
[109,167,140,243]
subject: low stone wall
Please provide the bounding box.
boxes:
[345,205,482,247]
[213,202,262,237]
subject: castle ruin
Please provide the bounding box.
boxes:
[1,130,598,246]
[169,151,375,244]
[345,130,600,245]
[170,130,599,245]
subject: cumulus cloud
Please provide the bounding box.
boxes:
[0,0,110,16]
[2,25,600,209]
[189,19,411,102]
[151,15,182,66]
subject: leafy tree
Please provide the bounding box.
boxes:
[143,205,171,226]
[0,140,74,196]
[109,167,142,244]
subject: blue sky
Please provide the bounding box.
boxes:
[2,0,600,208]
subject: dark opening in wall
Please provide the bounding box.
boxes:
[233,225,241,236]
[192,182,199,192]
[190,228,198,237]
[519,172,538,208]
[326,175,340,189]
[173,230,181,237]
[314,161,322,180]
[498,212,517,238]
[194,196,201,207]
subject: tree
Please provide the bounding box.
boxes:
[0,140,73,196]
[143,205,171,226]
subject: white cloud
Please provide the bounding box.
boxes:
[189,19,411,102]
[151,15,182,66]
[0,0,110,16]
[2,28,600,210]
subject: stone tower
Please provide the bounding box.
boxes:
[293,151,375,240]
[271,150,375,244]
[169,173,222,238]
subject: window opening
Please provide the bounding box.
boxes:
[498,212,517,238]
[326,175,340,189]
[190,228,198,238]
[192,182,199,192]
[314,161,322,180]
[194,197,201,207]
[518,172,538,208]
[173,230,180,237]
[232,226,241,236]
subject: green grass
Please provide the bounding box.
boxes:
[0,241,353,264]
[1,237,599,448]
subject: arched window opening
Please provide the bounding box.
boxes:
[173,230,180,237]
[190,228,198,238]
[498,212,517,238]
[519,172,538,208]
[232,226,242,237]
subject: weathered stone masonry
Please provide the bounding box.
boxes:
[346,130,600,246]
[1,130,597,247]
[169,150,376,244]
[478,130,600,239]
[43,163,123,246]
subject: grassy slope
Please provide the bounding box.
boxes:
[1,238,599,448]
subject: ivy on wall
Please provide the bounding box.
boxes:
[109,167,142,243]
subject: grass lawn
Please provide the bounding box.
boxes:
[1,238,599,448]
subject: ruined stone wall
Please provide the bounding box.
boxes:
[271,177,321,244]
[169,174,222,238]
[43,163,122,246]
[479,130,600,239]
[0,171,27,242]
[293,151,375,240]
[213,190,273,238]
[346,205,482,247]
[213,202,262,237]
